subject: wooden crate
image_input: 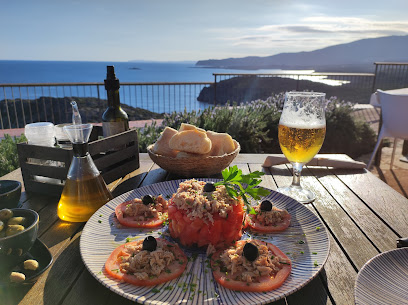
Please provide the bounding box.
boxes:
[17,126,139,196]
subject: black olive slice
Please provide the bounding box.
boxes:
[203,182,216,192]
[142,195,155,205]
[260,200,273,212]
[142,236,157,252]
[243,242,259,261]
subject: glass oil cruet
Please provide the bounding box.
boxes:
[57,123,113,222]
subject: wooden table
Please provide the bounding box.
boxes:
[2,153,408,305]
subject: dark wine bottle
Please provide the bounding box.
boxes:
[102,66,129,137]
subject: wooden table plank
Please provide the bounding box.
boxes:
[61,268,112,305]
[308,167,398,252]
[333,168,408,237]
[319,234,357,305]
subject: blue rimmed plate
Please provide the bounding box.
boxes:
[355,248,408,305]
[80,179,330,305]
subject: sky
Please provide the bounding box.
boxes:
[1,0,408,62]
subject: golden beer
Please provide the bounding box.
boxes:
[279,124,326,164]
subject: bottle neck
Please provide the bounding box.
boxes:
[107,89,120,108]
[72,143,89,157]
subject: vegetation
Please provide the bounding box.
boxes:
[138,94,376,158]
[0,134,27,177]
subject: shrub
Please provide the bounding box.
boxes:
[137,93,376,158]
[0,134,27,177]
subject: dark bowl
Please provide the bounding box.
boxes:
[0,209,39,269]
[0,180,22,209]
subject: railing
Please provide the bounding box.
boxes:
[0,82,213,129]
[1,62,408,130]
[372,62,408,91]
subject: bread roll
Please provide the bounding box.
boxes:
[151,127,179,157]
[207,131,236,156]
[169,129,212,154]
[179,123,205,133]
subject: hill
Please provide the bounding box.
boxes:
[196,35,408,71]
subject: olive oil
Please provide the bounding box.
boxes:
[57,124,113,223]
[57,174,113,222]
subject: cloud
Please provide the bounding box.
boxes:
[216,16,408,54]
[278,25,332,34]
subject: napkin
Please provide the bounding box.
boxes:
[262,155,367,169]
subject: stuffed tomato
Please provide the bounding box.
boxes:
[105,237,187,286]
[211,239,292,292]
[115,195,168,228]
[168,180,245,248]
[245,199,291,233]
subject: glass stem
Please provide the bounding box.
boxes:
[291,162,304,187]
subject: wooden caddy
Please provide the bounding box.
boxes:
[17,126,139,196]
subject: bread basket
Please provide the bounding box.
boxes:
[147,140,240,177]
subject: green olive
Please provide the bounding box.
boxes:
[0,209,13,221]
[6,224,25,237]
[7,217,26,226]
[0,220,4,232]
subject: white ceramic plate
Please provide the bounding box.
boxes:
[355,248,408,305]
[80,179,330,305]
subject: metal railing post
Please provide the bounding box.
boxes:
[213,74,217,106]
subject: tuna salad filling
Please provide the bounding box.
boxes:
[122,195,168,221]
[217,240,290,283]
[171,179,239,223]
[119,240,176,280]
[254,206,290,226]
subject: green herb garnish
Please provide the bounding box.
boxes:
[215,165,270,214]
[151,288,160,293]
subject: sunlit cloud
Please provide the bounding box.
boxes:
[214,16,408,55]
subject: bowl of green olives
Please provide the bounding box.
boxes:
[0,208,39,267]
[0,180,22,209]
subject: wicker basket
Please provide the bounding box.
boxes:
[147,140,240,177]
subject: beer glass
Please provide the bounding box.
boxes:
[277,92,326,203]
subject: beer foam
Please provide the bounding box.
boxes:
[279,118,325,129]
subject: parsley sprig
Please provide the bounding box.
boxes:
[214,165,270,214]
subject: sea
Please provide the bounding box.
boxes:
[0,60,320,113]
[0,60,306,84]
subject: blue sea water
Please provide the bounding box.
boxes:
[0,60,311,113]
[0,60,289,84]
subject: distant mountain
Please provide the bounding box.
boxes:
[196,35,408,71]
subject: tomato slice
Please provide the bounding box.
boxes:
[211,240,291,292]
[245,208,291,233]
[105,239,187,286]
[115,199,167,228]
